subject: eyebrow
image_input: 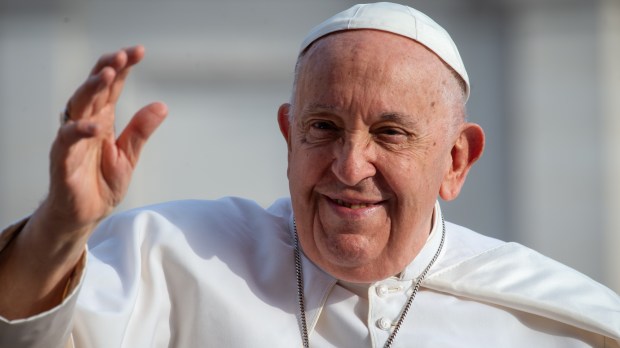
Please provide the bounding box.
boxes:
[303,103,418,124]
[302,103,338,115]
[377,112,419,128]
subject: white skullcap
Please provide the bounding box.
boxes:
[300,2,470,101]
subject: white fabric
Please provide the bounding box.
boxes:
[1,197,619,347]
[300,2,471,100]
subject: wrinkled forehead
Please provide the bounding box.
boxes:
[294,31,456,123]
[298,29,445,84]
[299,2,470,101]
[300,29,444,71]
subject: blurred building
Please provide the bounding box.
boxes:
[0,0,618,292]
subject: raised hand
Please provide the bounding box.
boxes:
[0,46,167,319]
[46,45,167,233]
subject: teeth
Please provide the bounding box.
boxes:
[335,199,371,209]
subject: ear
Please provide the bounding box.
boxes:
[277,103,292,152]
[439,123,485,201]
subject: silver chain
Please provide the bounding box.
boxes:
[293,216,445,348]
[293,220,310,348]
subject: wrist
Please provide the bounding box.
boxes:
[0,213,88,319]
[17,202,93,278]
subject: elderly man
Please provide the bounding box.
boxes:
[0,2,618,347]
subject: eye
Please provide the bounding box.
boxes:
[311,121,337,131]
[379,128,404,136]
[304,120,340,143]
[374,127,410,143]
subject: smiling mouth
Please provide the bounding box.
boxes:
[331,198,379,209]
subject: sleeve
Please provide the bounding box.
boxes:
[0,218,87,348]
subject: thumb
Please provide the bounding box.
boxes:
[116,102,168,167]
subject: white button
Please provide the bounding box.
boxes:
[376,317,392,330]
[376,284,389,297]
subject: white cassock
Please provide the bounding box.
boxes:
[0,197,619,347]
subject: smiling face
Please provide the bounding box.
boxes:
[278,30,481,282]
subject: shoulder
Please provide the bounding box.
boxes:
[89,197,294,249]
[109,196,292,222]
[438,221,506,265]
[425,221,620,341]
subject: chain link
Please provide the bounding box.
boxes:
[293,216,446,348]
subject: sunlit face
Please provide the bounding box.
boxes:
[282,30,465,282]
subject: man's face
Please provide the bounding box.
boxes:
[282,30,463,282]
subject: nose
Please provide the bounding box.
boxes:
[331,136,376,186]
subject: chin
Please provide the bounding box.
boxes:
[320,234,379,268]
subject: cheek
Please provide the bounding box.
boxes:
[376,152,422,191]
[288,147,332,194]
[377,150,445,203]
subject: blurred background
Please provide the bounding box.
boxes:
[0,0,618,292]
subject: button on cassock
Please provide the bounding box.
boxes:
[376,317,393,331]
[376,285,389,297]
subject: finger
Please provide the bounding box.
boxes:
[89,49,128,76]
[115,102,168,167]
[123,45,146,68]
[69,46,145,121]
[105,65,132,106]
[106,46,146,105]
[67,67,116,121]
[89,45,144,76]
[56,120,103,146]
[92,46,146,112]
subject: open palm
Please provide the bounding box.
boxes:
[46,46,167,233]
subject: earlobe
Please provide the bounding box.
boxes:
[439,123,485,201]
